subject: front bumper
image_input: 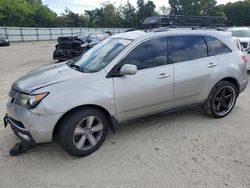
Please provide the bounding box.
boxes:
[6,100,63,143]
[4,115,36,145]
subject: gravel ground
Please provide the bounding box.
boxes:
[0,41,250,188]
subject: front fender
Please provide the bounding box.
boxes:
[30,77,116,118]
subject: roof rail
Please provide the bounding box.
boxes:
[152,26,226,33]
[142,15,226,29]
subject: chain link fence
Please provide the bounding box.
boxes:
[0,27,131,42]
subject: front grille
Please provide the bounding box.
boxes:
[241,42,248,49]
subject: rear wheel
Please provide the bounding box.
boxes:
[58,108,108,157]
[204,81,237,118]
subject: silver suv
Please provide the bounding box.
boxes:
[5,29,248,156]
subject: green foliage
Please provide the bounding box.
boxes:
[223,1,250,26]
[0,0,250,28]
[169,0,217,16]
[0,0,56,27]
[158,6,171,15]
[0,0,33,26]
[137,0,156,24]
[119,1,137,27]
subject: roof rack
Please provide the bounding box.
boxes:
[142,15,226,29]
[153,26,226,33]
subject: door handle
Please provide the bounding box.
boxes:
[208,62,217,67]
[157,73,171,79]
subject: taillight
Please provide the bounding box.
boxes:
[242,55,247,64]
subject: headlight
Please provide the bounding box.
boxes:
[15,92,49,109]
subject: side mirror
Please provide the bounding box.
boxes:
[119,64,137,76]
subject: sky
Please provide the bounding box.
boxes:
[42,0,241,15]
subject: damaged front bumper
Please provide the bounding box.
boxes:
[4,114,36,146]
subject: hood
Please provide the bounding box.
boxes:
[13,62,85,93]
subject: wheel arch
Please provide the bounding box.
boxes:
[220,77,240,95]
[52,104,117,140]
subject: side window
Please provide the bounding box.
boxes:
[121,37,168,70]
[170,36,208,63]
[205,36,231,56]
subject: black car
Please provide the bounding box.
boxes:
[53,32,109,61]
[0,34,9,46]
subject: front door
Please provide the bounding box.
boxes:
[113,37,174,122]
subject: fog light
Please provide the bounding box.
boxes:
[18,132,30,141]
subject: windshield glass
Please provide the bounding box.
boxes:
[68,38,132,73]
[231,30,250,38]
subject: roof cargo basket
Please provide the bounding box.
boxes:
[142,15,226,29]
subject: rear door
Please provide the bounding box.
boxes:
[170,35,218,108]
[114,37,174,122]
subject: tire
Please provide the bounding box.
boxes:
[204,81,238,118]
[58,108,108,157]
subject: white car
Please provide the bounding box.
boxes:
[228,27,250,70]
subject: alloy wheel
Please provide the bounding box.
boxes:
[213,86,236,116]
[73,116,104,151]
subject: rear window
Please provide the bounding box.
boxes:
[204,36,231,56]
[170,35,207,63]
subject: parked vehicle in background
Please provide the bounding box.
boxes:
[4,27,248,157]
[53,32,109,61]
[228,27,250,70]
[0,34,9,46]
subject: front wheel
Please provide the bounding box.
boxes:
[58,108,108,157]
[204,81,237,118]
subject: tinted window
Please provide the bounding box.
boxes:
[170,36,207,63]
[121,37,168,70]
[205,36,231,56]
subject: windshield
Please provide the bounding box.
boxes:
[68,38,132,73]
[230,30,250,38]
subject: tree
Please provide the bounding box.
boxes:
[0,0,33,26]
[169,0,217,16]
[119,1,137,27]
[158,6,171,15]
[32,4,57,27]
[0,0,57,27]
[137,0,156,25]
[102,2,122,27]
[223,1,250,26]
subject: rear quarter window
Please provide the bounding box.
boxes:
[204,36,231,56]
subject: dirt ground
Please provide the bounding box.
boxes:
[0,41,250,188]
